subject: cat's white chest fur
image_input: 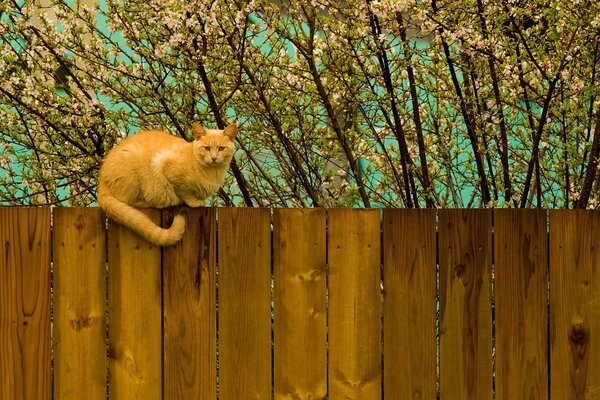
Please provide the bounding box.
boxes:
[151,149,173,174]
[145,149,182,207]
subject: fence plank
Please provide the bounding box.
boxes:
[328,208,382,399]
[383,209,436,400]
[439,209,492,400]
[273,208,327,399]
[163,207,216,400]
[53,207,107,400]
[550,210,600,399]
[107,210,162,400]
[0,208,51,400]
[218,207,272,400]
[494,209,548,399]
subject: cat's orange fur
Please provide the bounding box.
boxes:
[98,122,237,246]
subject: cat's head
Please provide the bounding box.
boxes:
[192,122,237,167]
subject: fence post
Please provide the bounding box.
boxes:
[550,210,600,399]
[163,207,217,400]
[383,209,436,399]
[108,209,162,400]
[439,209,493,400]
[218,207,272,400]
[53,207,107,400]
[494,209,548,399]
[273,208,327,399]
[328,208,382,399]
[0,207,51,400]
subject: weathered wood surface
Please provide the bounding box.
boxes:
[494,209,548,399]
[550,210,600,399]
[439,209,493,400]
[218,208,272,400]
[53,207,107,400]
[273,208,327,399]
[383,209,436,400]
[0,208,51,400]
[163,207,217,400]
[328,208,382,400]
[108,209,162,400]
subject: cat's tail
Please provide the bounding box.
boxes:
[97,187,186,246]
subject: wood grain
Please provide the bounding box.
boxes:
[218,207,272,400]
[550,210,600,399]
[10,206,599,398]
[273,208,327,399]
[494,209,548,399]
[53,207,107,400]
[107,209,162,400]
[163,207,217,400]
[383,209,436,400]
[439,209,492,400]
[328,208,382,399]
[0,207,51,400]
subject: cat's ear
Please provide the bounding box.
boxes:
[223,122,238,140]
[192,123,207,140]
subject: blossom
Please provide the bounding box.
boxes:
[0,0,597,208]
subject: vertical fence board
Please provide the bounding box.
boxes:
[53,207,107,400]
[439,209,492,400]
[163,207,216,400]
[273,208,327,399]
[0,208,51,400]
[550,210,600,399]
[494,209,548,399]
[108,210,162,400]
[383,209,436,400]
[218,207,272,400]
[328,209,382,399]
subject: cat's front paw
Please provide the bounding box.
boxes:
[184,198,205,207]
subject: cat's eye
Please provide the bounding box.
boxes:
[218,146,225,151]
[203,146,211,151]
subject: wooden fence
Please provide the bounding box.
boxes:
[1,207,599,400]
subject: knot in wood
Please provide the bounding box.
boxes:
[71,315,94,332]
[569,321,587,345]
[454,263,466,278]
[75,215,85,230]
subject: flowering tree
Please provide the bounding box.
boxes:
[1,0,599,207]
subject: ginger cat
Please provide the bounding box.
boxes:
[97,122,237,246]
